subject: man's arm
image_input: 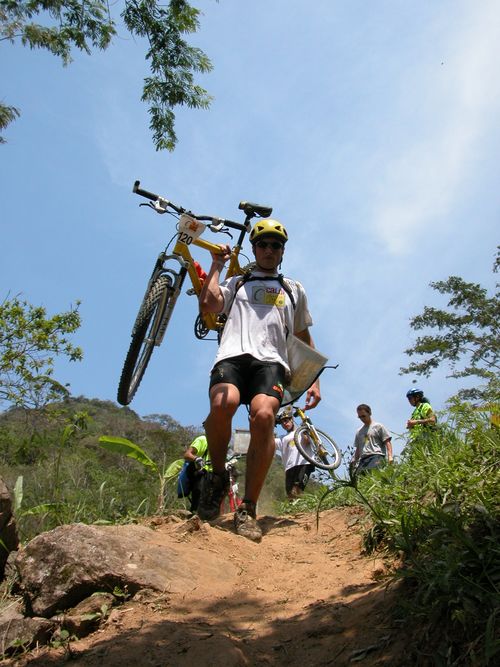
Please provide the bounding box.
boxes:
[183,446,198,462]
[199,244,231,314]
[353,437,361,462]
[377,424,393,462]
[294,328,321,409]
[407,406,436,429]
[384,438,393,463]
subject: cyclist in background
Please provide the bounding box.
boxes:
[352,404,393,474]
[406,388,436,440]
[177,433,211,512]
[275,408,315,499]
[197,218,321,542]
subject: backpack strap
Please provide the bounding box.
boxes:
[232,273,296,309]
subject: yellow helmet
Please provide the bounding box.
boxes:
[249,219,288,245]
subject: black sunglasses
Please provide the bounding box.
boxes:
[255,240,284,250]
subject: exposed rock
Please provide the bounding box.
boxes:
[0,597,24,623]
[0,617,54,656]
[15,522,235,617]
[0,478,20,580]
[52,592,116,637]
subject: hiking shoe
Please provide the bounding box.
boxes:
[234,504,262,543]
[197,470,229,521]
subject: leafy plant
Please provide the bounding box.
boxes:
[401,247,500,402]
[1,0,213,150]
[99,435,180,514]
[342,408,500,664]
[1,397,196,540]
[0,296,82,409]
[49,628,77,655]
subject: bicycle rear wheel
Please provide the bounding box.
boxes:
[117,275,171,405]
[294,425,342,470]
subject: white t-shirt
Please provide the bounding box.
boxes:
[213,271,313,372]
[275,430,312,470]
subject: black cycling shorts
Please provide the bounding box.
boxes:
[209,354,286,405]
[285,464,315,494]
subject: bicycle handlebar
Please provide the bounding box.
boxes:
[133,180,247,233]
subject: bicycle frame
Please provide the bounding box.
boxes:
[117,180,274,406]
[293,406,322,447]
[132,180,264,342]
[164,221,248,335]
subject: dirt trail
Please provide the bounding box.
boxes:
[15,507,408,666]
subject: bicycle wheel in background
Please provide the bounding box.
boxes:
[117,275,171,405]
[294,425,342,470]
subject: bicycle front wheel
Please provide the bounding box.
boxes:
[294,425,342,471]
[117,275,171,405]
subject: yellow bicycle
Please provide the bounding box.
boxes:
[292,405,342,471]
[117,180,272,406]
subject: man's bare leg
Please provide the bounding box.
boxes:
[204,382,240,473]
[233,393,279,542]
[243,393,280,505]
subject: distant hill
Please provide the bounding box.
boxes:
[0,396,289,540]
[0,397,202,540]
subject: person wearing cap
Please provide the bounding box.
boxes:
[406,388,436,440]
[197,218,320,542]
[275,408,315,499]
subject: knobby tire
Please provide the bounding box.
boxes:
[294,425,342,470]
[117,276,171,405]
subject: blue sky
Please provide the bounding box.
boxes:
[2,0,499,462]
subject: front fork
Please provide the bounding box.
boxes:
[307,423,328,457]
[132,252,187,345]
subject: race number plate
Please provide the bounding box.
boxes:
[178,214,206,245]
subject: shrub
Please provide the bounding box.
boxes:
[352,410,500,665]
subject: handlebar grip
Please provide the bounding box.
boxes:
[133,180,159,201]
[223,219,247,232]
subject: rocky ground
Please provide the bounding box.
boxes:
[3,507,411,666]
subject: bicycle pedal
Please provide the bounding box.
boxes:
[186,288,197,296]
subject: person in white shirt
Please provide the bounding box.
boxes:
[197,218,321,542]
[275,408,315,499]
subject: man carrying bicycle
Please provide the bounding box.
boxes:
[197,218,321,542]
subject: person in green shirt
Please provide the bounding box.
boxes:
[406,388,436,440]
[177,434,212,512]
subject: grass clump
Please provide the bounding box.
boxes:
[353,409,499,665]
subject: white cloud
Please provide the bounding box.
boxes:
[371,1,500,254]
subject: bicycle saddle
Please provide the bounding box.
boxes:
[238,201,273,218]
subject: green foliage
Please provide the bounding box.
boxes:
[347,410,500,665]
[0,397,198,539]
[0,0,115,60]
[122,0,213,151]
[99,435,159,472]
[0,296,82,409]
[0,104,20,144]
[401,248,500,402]
[1,0,212,149]
[99,433,178,514]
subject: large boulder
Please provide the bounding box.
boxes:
[0,477,19,580]
[15,520,234,617]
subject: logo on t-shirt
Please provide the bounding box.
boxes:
[252,286,285,307]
